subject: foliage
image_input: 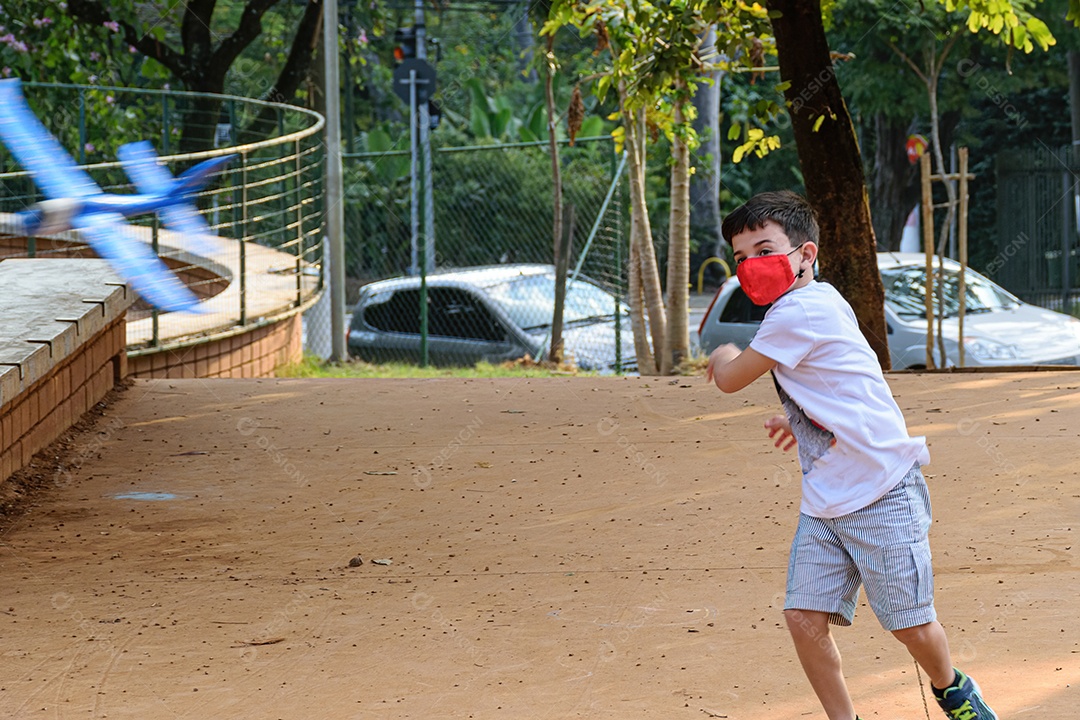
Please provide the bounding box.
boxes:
[342,138,617,280]
[279,353,598,378]
[544,0,776,158]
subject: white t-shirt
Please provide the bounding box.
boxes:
[749,280,930,518]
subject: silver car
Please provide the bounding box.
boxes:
[348,264,637,372]
[698,252,1080,369]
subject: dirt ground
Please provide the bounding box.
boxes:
[0,372,1077,719]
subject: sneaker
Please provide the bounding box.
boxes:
[934,668,999,720]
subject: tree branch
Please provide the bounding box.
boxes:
[181,0,216,72]
[67,0,187,79]
[238,0,324,144]
[884,38,927,85]
[935,33,960,76]
[214,0,279,70]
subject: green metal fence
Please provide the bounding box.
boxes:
[341,136,631,371]
[0,82,325,349]
[995,144,1080,314]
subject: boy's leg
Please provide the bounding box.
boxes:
[893,621,999,719]
[891,620,954,688]
[846,465,997,718]
[785,608,857,720]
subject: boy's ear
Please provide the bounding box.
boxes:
[800,242,819,269]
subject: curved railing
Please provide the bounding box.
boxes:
[0,82,325,352]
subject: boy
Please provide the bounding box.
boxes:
[705,191,997,720]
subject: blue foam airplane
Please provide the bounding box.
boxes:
[0,78,235,312]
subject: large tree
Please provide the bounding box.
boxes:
[62,0,324,151]
[767,0,890,367]
[765,0,1066,369]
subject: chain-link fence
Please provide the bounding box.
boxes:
[0,82,324,350]
[996,144,1080,315]
[342,136,633,371]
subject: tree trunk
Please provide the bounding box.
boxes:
[868,113,918,251]
[549,204,574,363]
[544,35,564,267]
[624,106,667,374]
[627,212,654,371]
[664,92,690,374]
[689,27,725,285]
[767,0,889,369]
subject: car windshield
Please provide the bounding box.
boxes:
[881,265,1018,318]
[485,274,622,330]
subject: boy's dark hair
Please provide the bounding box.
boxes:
[722,190,819,247]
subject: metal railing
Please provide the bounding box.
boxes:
[0,82,326,351]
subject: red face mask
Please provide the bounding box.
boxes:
[736,246,804,306]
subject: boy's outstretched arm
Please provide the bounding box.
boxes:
[705,343,776,393]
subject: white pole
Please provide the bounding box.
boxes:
[323,0,348,362]
[416,0,435,273]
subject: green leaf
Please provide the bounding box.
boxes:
[577,115,605,139]
[491,107,512,139]
[470,104,492,139]
[527,104,548,140]
[1024,17,1055,51]
[812,115,825,132]
[465,78,496,115]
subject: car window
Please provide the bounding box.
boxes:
[882,266,1017,317]
[363,289,421,334]
[428,288,507,342]
[485,274,622,330]
[719,286,770,324]
[363,287,508,342]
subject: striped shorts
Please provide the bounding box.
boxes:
[784,463,937,631]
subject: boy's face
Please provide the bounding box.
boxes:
[731,219,816,288]
[731,219,797,265]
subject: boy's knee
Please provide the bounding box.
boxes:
[891,621,932,646]
[784,608,829,637]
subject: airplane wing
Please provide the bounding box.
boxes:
[0,79,101,200]
[117,141,171,194]
[78,211,202,313]
[118,140,226,258]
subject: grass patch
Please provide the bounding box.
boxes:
[276,354,599,379]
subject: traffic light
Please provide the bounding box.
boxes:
[393,27,416,62]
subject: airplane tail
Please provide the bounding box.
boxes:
[174,155,234,196]
[119,141,234,199]
[118,141,235,258]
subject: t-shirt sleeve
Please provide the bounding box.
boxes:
[749,299,817,368]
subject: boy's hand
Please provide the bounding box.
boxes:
[765,415,797,451]
[705,344,741,388]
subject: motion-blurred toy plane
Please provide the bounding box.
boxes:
[0,78,235,312]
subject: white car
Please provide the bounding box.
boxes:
[698,252,1080,369]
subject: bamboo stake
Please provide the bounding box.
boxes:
[958,147,969,368]
[920,153,936,369]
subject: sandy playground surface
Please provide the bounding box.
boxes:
[0,371,1077,719]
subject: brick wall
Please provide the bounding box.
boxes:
[1,259,133,484]
[0,318,126,482]
[127,313,303,379]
